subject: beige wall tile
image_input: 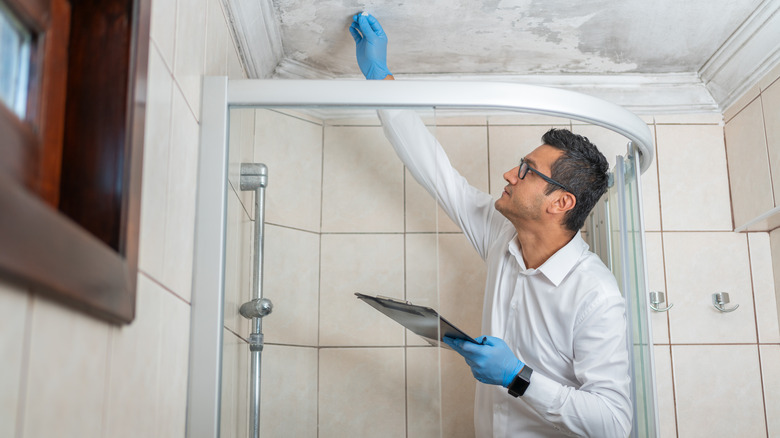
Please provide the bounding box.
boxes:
[221,330,249,438]
[641,139,662,232]
[406,126,489,232]
[438,233,487,338]
[771,228,780,327]
[163,87,200,302]
[759,61,780,91]
[227,39,245,79]
[748,233,780,343]
[673,345,766,438]
[441,348,476,438]
[228,108,256,219]
[204,0,228,76]
[488,125,557,199]
[319,234,405,346]
[724,84,761,123]
[645,232,669,344]
[104,274,163,437]
[664,232,756,344]
[654,113,723,125]
[489,113,570,126]
[149,0,176,69]
[173,0,206,119]
[656,125,732,231]
[652,345,677,438]
[224,191,252,336]
[263,225,320,346]
[407,347,442,437]
[763,82,780,205]
[23,296,110,438]
[139,45,173,281]
[156,291,191,437]
[572,124,634,172]
[322,126,404,233]
[255,109,323,233]
[405,233,439,346]
[0,281,28,438]
[319,348,406,438]
[261,345,318,438]
[760,345,780,437]
[724,99,773,228]
[220,329,239,438]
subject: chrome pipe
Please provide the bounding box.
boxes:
[239,163,272,438]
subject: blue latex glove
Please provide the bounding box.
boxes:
[443,336,525,387]
[348,13,392,80]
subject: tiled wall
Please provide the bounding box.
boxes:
[0,0,243,436]
[642,108,780,437]
[242,104,780,438]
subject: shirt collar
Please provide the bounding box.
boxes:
[508,231,588,286]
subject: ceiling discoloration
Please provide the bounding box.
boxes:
[271,0,762,76]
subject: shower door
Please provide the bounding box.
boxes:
[600,145,659,438]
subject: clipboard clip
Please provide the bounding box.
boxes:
[376,295,412,305]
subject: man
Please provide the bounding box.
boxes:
[350,13,632,438]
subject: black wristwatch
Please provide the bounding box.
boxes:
[507,365,533,397]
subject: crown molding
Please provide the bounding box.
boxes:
[699,0,780,111]
[273,63,717,114]
[221,0,283,78]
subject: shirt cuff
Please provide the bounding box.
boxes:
[521,368,561,413]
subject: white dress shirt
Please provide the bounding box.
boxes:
[379,109,632,438]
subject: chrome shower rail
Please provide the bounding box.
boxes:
[228,79,655,173]
[186,77,656,438]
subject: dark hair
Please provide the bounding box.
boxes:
[541,128,609,232]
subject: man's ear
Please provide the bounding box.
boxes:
[548,191,576,215]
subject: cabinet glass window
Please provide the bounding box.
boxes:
[0,2,31,118]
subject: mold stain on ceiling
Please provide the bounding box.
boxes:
[271,0,763,77]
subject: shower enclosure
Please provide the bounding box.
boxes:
[187,78,658,438]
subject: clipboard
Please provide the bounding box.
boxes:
[355,292,479,349]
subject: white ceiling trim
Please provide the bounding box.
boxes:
[700,0,780,110]
[222,0,283,78]
[273,59,717,114]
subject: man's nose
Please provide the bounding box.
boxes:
[504,167,519,184]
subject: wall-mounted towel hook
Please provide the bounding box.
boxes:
[712,292,739,313]
[649,291,673,312]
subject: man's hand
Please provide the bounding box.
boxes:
[443,336,525,387]
[349,13,392,80]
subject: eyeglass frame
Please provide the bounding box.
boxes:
[517,158,575,196]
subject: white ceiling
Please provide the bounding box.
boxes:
[274,0,758,76]
[227,0,780,112]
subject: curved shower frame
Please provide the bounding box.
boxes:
[186,77,657,437]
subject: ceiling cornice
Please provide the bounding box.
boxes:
[699,0,780,111]
[221,0,283,78]
[274,59,718,114]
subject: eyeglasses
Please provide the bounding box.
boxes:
[518,158,574,195]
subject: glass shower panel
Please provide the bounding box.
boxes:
[221,106,449,438]
[606,149,658,438]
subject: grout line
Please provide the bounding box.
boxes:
[317,122,324,438]
[265,222,320,236]
[668,345,680,438]
[759,95,776,207]
[757,345,770,438]
[746,235,762,344]
[138,270,192,306]
[722,119,737,231]
[14,292,34,438]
